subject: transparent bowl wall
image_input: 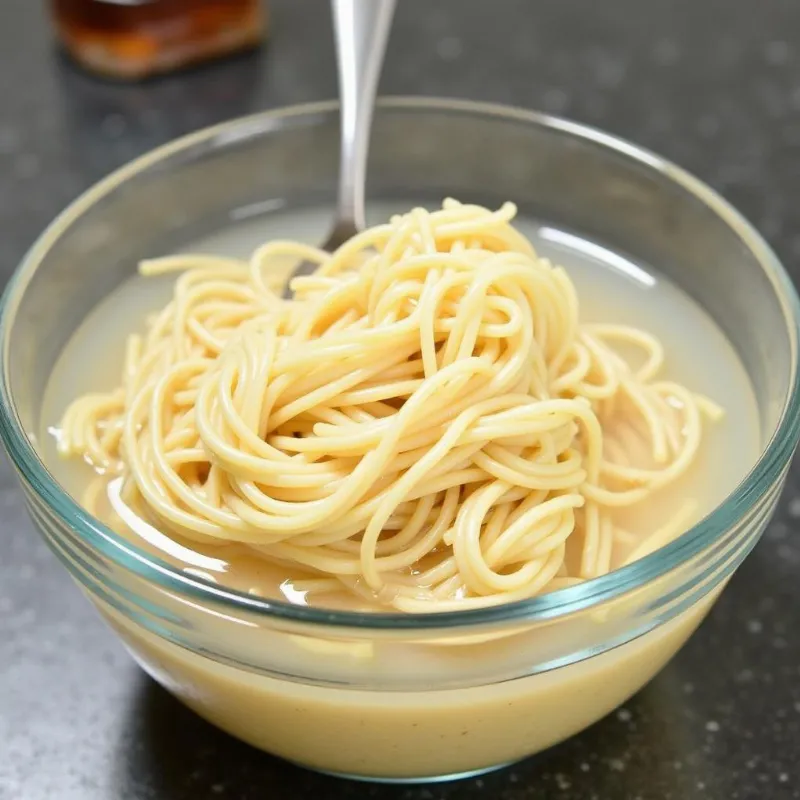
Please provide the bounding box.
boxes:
[2,99,798,782]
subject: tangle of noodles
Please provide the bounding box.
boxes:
[58,200,722,612]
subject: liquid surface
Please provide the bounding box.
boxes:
[40,203,761,608]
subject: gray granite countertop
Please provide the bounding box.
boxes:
[1,1,799,799]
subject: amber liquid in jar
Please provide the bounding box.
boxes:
[51,0,266,79]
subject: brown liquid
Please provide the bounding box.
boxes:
[51,0,265,79]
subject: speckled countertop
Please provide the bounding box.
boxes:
[1,1,799,799]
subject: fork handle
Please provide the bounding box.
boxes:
[331,0,397,232]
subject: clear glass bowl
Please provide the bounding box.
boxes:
[1,99,798,784]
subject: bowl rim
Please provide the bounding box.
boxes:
[1,96,799,632]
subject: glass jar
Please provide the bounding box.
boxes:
[50,0,266,79]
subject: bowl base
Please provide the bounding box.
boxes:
[297,760,517,784]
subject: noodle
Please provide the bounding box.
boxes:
[58,200,722,612]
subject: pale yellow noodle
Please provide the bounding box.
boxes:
[58,200,721,612]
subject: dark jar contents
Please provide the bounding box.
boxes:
[50,0,266,79]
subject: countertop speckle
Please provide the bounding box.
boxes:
[1,1,799,799]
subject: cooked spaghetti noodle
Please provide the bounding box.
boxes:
[58,200,722,611]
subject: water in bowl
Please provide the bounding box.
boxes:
[38,202,761,609]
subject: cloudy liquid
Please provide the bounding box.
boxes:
[39,203,762,609]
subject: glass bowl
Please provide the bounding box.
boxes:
[1,98,798,784]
